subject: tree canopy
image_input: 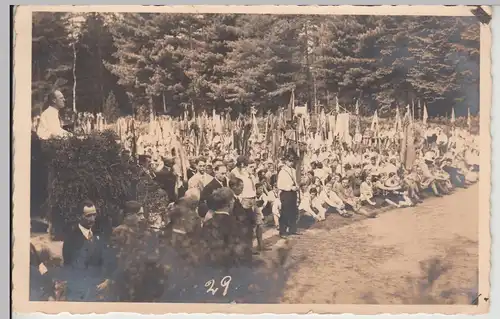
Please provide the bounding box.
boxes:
[32,12,480,119]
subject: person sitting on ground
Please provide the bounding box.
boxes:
[338,177,363,214]
[417,157,442,197]
[305,170,315,187]
[378,172,414,208]
[320,181,349,218]
[441,157,467,188]
[297,182,321,222]
[313,162,328,184]
[332,174,343,194]
[303,187,327,221]
[431,158,453,193]
[363,156,379,176]
[403,165,424,203]
[427,159,451,195]
[457,155,478,184]
[359,173,379,207]
[465,147,480,172]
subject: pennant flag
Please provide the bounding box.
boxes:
[334,113,350,142]
[287,89,295,121]
[406,104,412,123]
[451,108,456,124]
[467,107,471,130]
[400,108,415,169]
[370,110,379,132]
[395,107,402,132]
[412,101,416,122]
[355,100,359,116]
[423,103,428,125]
[294,104,307,116]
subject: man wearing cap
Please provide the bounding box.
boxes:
[277,154,300,237]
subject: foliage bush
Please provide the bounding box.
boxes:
[36,130,169,238]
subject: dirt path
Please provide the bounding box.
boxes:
[30,185,479,304]
[278,184,479,304]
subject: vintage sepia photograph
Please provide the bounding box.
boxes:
[13,5,491,315]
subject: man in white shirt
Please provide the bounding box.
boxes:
[231,156,269,252]
[298,186,324,222]
[230,155,256,200]
[36,90,72,140]
[277,154,300,237]
[188,158,214,191]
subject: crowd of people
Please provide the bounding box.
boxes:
[30,89,481,302]
[144,122,480,239]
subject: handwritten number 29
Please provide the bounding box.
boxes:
[205,276,232,296]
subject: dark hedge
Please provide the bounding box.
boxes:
[33,130,169,239]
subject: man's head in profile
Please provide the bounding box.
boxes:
[48,90,66,110]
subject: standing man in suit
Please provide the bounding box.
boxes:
[228,177,253,261]
[62,200,104,268]
[202,187,244,268]
[154,157,179,203]
[277,154,301,238]
[199,163,229,218]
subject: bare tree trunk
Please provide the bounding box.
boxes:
[304,20,313,113]
[97,30,104,113]
[72,42,77,113]
[313,74,317,114]
[149,95,154,122]
[162,92,167,113]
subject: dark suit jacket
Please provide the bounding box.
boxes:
[198,178,227,217]
[202,212,242,267]
[62,224,104,267]
[154,168,178,202]
[187,168,196,181]
[232,197,254,227]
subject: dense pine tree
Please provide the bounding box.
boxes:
[31,12,481,119]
